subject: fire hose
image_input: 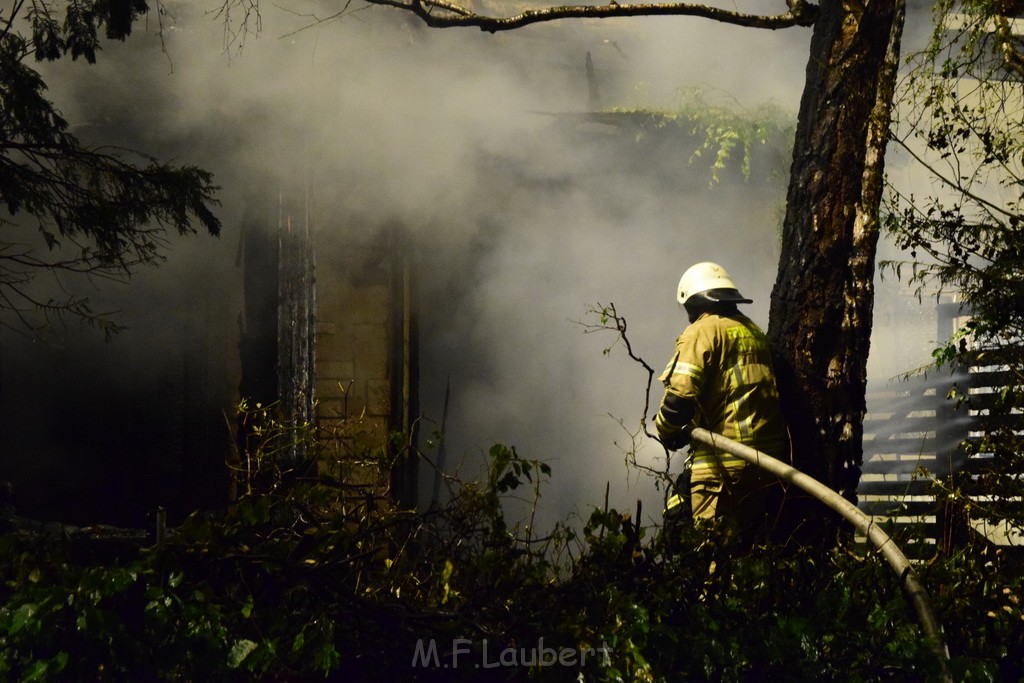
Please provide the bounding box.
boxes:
[688,427,951,677]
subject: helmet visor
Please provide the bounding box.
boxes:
[702,287,752,304]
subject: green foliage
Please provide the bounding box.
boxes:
[883,0,1024,549]
[2,401,1023,680]
[612,86,795,185]
[916,541,1024,681]
[884,0,1024,350]
[0,1,220,338]
[25,0,151,63]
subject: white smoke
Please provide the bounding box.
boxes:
[8,1,940,528]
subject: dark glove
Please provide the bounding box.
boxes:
[660,427,691,451]
[656,392,695,450]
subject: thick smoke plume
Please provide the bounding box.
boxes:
[1,2,938,528]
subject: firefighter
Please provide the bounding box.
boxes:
[656,262,787,543]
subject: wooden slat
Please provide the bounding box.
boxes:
[858,341,1021,550]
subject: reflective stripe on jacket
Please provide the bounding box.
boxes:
[657,312,786,473]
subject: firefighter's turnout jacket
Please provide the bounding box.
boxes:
[656,311,787,519]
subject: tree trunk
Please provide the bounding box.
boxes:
[768,0,906,533]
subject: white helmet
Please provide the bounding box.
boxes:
[676,262,751,305]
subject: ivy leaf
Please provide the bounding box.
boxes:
[227,639,258,669]
[10,603,38,634]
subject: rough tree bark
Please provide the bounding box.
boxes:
[768,0,906,519]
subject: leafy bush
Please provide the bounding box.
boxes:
[0,401,1020,681]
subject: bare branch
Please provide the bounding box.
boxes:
[209,0,262,54]
[1,0,27,38]
[889,135,1018,221]
[365,0,818,32]
[577,303,660,441]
